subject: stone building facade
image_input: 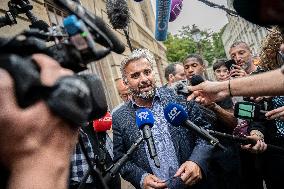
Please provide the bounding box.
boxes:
[221,0,269,58]
[0,0,168,111]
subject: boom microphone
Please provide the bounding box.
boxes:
[164,103,226,150]
[155,0,171,41]
[233,0,284,26]
[136,108,160,168]
[93,112,112,132]
[106,0,130,29]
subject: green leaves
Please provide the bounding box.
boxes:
[163,25,226,66]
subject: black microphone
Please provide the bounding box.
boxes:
[164,103,227,151]
[104,137,143,184]
[208,130,284,154]
[233,0,284,26]
[136,108,160,168]
[56,0,125,54]
[106,0,130,29]
[190,75,205,86]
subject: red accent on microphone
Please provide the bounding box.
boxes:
[93,112,112,132]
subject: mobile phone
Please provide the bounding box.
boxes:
[225,59,236,71]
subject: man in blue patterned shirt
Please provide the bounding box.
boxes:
[112,49,214,189]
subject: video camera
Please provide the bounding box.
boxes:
[0,0,126,125]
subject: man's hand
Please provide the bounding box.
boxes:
[187,80,230,103]
[0,54,79,189]
[174,161,202,186]
[241,134,267,154]
[230,65,247,78]
[266,106,284,121]
[143,174,167,189]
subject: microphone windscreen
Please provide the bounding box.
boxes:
[106,0,130,29]
[93,111,112,132]
[136,108,154,129]
[190,75,204,86]
[169,0,183,22]
[30,20,50,32]
[155,0,171,41]
[233,0,284,26]
[164,103,188,126]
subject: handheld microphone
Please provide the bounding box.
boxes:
[93,112,112,132]
[104,137,143,184]
[136,108,160,168]
[190,75,205,86]
[106,0,130,29]
[208,130,284,154]
[164,103,226,151]
[155,0,171,41]
[173,75,204,96]
[234,101,267,121]
[169,0,183,22]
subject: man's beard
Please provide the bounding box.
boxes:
[129,83,156,100]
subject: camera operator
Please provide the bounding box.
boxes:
[0,54,79,189]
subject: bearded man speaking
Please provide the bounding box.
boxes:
[112,49,214,189]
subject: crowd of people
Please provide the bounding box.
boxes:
[1,1,284,189]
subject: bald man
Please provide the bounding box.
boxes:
[116,78,131,103]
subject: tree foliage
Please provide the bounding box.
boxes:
[163,25,226,66]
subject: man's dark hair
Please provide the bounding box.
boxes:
[183,54,204,65]
[164,62,181,81]
[213,59,228,71]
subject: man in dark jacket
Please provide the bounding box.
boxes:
[112,49,214,189]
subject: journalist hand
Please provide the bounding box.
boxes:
[174,161,202,186]
[266,106,284,121]
[187,80,230,103]
[0,54,79,189]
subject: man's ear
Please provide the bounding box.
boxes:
[169,74,175,82]
[123,78,128,85]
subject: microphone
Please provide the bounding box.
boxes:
[136,108,160,168]
[104,137,143,184]
[164,103,226,150]
[155,0,171,41]
[190,74,205,86]
[106,0,130,29]
[172,75,204,96]
[169,0,183,22]
[208,130,284,154]
[93,112,112,132]
[233,0,284,26]
[56,0,125,54]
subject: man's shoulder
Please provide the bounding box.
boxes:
[112,101,134,120]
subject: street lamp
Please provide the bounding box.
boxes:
[191,27,202,44]
[191,26,210,80]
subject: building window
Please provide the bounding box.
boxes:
[45,2,67,26]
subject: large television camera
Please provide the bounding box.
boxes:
[0,0,125,125]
